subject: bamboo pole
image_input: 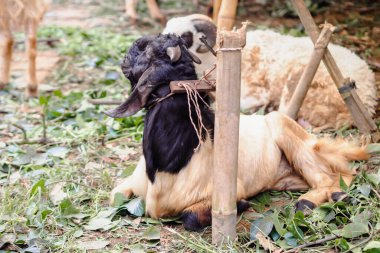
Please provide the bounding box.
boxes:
[212,23,247,245]
[212,0,222,23]
[286,23,335,119]
[291,0,377,133]
[216,0,238,31]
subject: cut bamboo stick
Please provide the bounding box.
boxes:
[216,0,238,31]
[291,0,377,133]
[212,23,247,245]
[286,23,335,119]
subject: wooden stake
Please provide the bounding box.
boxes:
[286,23,335,119]
[291,0,377,133]
[216,0,238,31]
[212,23,247,245]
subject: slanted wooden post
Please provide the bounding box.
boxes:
[286,23,335,119]
[212,23,247,245]
[291,0,377,133]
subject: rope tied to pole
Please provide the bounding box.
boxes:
[177,81,211,152]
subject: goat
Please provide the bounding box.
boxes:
[0,0,49,97]
[163,15,377,132]
[106,34,368,231]
[125,0,166,25]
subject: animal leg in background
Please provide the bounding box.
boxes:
[146,0,166,25]
[0,18,13,89]
[26,18,38,97]
[125,0,166,25]
[125,0,138,23]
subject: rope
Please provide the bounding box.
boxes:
[177,81,210,152]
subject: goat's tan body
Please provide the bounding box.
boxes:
[111,112,367,218]
[0,0,49,96]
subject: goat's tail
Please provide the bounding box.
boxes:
[311,138,369,176]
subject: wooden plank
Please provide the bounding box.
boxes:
[286,23,334,119]
[291,0,377,133]
[169,80,216,93]
[212,23,247,245]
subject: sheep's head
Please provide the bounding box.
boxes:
[163,14,217,78]
[163,14,216,54]
[105,34,201,118]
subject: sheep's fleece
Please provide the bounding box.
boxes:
[163,15,377,131]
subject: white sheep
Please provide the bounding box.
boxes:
[163,15,377,131]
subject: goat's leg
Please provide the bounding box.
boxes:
[146,0,166,25]
[25,19,38,97]
[182,200,211,231]
[266,112,354,210]
[181,199,250,231]
[125,0,138,24]
[0,18,13,89]
[110,157,148,205]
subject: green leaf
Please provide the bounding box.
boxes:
[367,144,380,154]
[121,164,136,178]
[340,175,348,191]
[367,171,380,186]
[41,209,52,221]
[124,198,145,217]
[30,179,45,197]
[83,217,113,231]
[271,210,286,236]
[73,229,83,238]
[47,146,69,159]
[353,210,371,224]
[59,199,80,216]
[129,244,145,253]
[284,232,298,247]
[342,223,369,238]
[250,216,274,240]
[143,226,160,241]
[364,241,380,252]
[79,240,110,250]
[358,184,371,197]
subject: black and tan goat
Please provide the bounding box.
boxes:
[106,34,368,231]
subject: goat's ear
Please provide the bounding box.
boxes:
[104,89,143,118]
[105,66,155,118]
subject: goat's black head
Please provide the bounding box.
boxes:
[105,34,201,118]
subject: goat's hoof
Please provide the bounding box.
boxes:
[331,192,348,202]
[181,209,211,232]
[27,87,38,97]
[0,82,7,90]
[295,199,315,215]
[237,200,250,214]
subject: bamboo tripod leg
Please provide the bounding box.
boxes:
[286,24,335,119]
[291,0,377,133]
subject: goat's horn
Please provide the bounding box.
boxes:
[166,45,181,63]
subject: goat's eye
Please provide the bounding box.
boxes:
[181,32,193,48]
